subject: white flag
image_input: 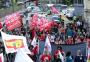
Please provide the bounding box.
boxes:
[1,31,28,54]
[31,37,39,54]
[58,51,64,62]
[0,53,4,62]
[44,35,52,53]
[14,49,33,62]
[31,37,37,47]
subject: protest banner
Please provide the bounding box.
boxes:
[51,42,87,57]
[14,49,33,62]
[1,31,28,54]
[4,12,22,31]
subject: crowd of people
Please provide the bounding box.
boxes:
[28,45,87,62]
[0,41,87,62]
[0,15,88,62]
[5,16,88,45]
[0,0,89,62]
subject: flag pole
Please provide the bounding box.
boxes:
[37,38,40,62]
[11,0,14,13]
[87,42,89,62]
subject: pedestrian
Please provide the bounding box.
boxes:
[66,36,73,44]
[28,45,37,62]
[54,46,65,62]
[0,42,5,54]
[74,50,87,62]
[66,51,73,62]
[40,50,52,62]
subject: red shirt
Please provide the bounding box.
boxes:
[31,29,36,39]
[39,34,45,41]
[66,38,73,44]
[32,45,39,55]
[76,37,81,43]
[40,54,51,62]
[54,50,64,59]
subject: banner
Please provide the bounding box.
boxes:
[5,12,22,31]
[29,15,54,31]
[0,53,4,62]
[1,31,28,54]
[14,49,33,62]
[51,42,87,57]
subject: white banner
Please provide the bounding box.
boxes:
[14,49,33,62]
[1,31,29,54]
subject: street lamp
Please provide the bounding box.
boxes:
[11,0,14,13]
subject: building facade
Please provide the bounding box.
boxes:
[84,0,90,32]
[73,0,83,4]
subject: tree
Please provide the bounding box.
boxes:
[63,0,72,6]
[0,0,5,8]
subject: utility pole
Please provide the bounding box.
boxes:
[11,0,14,13]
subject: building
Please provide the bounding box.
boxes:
[73,0,83,4]
[84,0,90,32]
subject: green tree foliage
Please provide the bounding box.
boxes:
[0,0,5,8]
[63,0,73,6]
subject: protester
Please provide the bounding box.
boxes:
[54,46,65,62]
[66,36,73,44]
[0,42,5,54]
[0,1,89,62]
[74,50,87,62]
[40,50,52,62]
[28,45,37,62]
[7,53,16,62]
[66,51,73,62]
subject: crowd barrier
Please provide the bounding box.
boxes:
[52,42,87,57]
[39,42,88,57]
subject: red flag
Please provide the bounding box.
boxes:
[40,17,48,24]
[51,6,59,14]
[33,45,39,55]
[5,12,22,31]
[30,13,38,28]
[40,21,52,31]
[32,13,38,22]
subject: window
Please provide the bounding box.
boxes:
[74,0,78,4]
[78,0,83,4]
[73,0,83,4]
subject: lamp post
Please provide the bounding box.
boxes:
[11,0,14,13]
